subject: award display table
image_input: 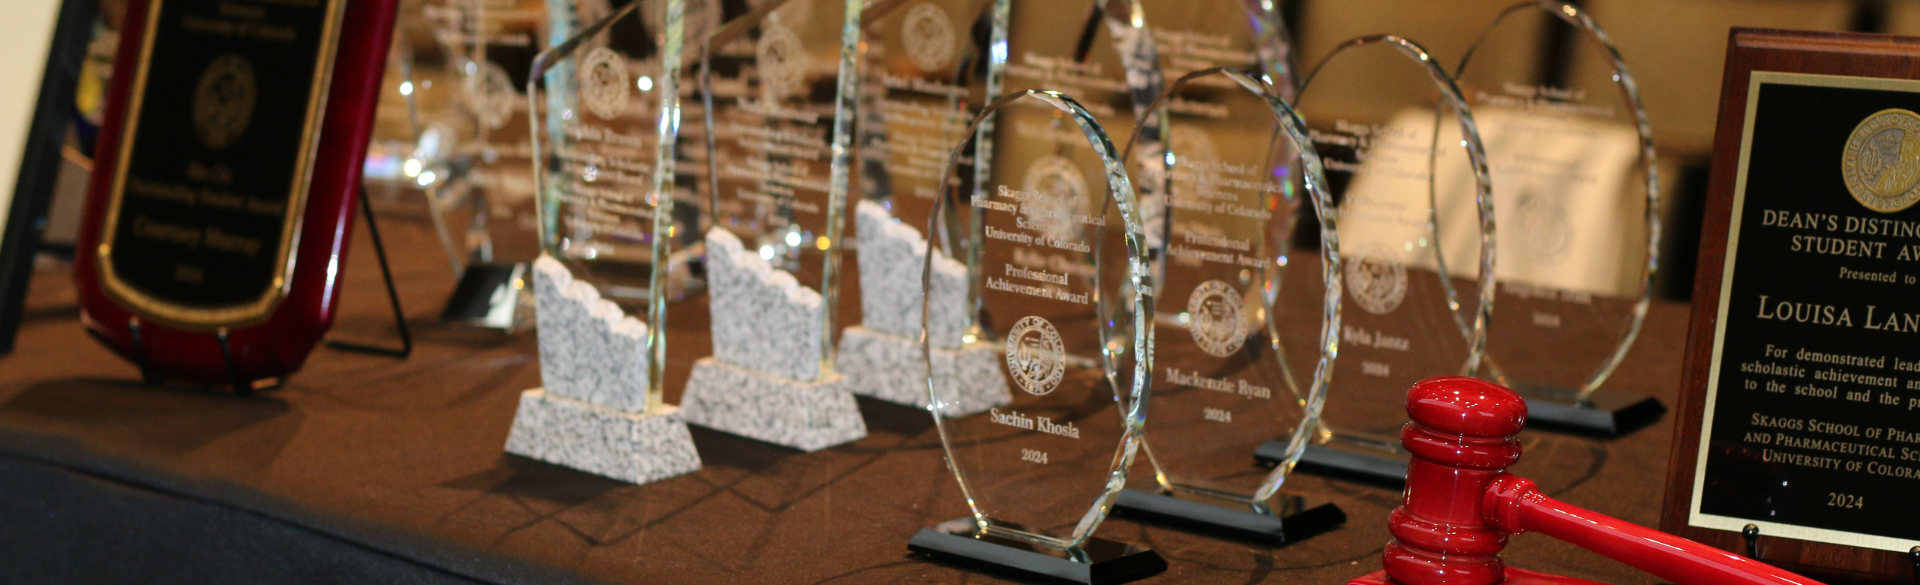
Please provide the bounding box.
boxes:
[0,216,1699,584]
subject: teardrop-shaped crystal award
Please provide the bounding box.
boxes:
[503,0,702,485]
[906,90,1165,584]
[677,0,870,451]
[1259,36,1496,485]
[1106,66,1347,546]
[835,0,1009,417]
[1452,1,1663,436]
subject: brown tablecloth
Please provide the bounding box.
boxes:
[0,206,1694,584]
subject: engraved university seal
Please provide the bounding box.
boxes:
[1843,108,1920,213]
[1187,280,1245,357]
[464,60,518,130]
[1006,316,1066,396]
[580,48,631,120]
[193,54,256,150]
[1514,189,1572,266]
[1345,245,1407,315]
[902,3,955,72]
[756,22,806,102]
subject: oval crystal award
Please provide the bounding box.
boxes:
[1109,67,1346,545]
[1271,36,1496,484]
[677,0,870,451]
[836,0,1008,416]
[501,0,702,485]
[907,90,1164,584]
[1453,1,1663,436]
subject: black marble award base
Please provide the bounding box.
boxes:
[1512,384,1666,437]
[439,262,528,330]
[1110,489,1345,546]
[1258,438,1409,488]
[907,519,1166,585]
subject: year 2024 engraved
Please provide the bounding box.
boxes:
[1362,361,1391,377]
[1020,448,1049,464]
[1203,407,1232,422]
[1827,492,1865,509]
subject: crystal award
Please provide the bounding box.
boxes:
[835,0,1010,417]
[1265,36,1496,485]
[905,90,1165,585]
[1107,67,1347,546]
[1451,1,1663,436]
[502,0,702,484]
[417,0,550,329]
[677,0,869,451]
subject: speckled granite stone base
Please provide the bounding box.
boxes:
[852,201,969,349]
[704,228,826,381]
[504,389,701,485]
[678,358,867,452]
[834,326,1009,418]
[531,256,649,413]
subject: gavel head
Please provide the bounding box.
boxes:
[1384,377,1528,585]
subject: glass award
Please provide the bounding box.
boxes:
[1452,1,1663,436]
[677,0,869,451]
[836,0,1008,416]
[415,0,550,330]
[907,90,1164,584]
[1106,67,1346,546]
[501,0,702,485]
[1269,36,1496,484]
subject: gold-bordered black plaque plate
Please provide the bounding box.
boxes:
[1689,71,1920,552]
[96,0,345,329]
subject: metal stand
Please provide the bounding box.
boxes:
[127,317,157,385]
[908,519,1166,585]
[324,187,412,359]
[1743,524,1759,559]
[1260,432,1410,488]
[1110,489,1345,546]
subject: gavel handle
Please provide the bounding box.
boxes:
[1484,475,1825,585]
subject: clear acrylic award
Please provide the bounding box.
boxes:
[416,0,550,329]
[906,89,1164,585]
[835,0,1009,417]
[677,0,869,451]
[1453,1,1662,436]
[1106,67,1346,546]
[501,0,703,485]
[1268,36,1496,485]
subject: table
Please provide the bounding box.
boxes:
[0,204,1695,584]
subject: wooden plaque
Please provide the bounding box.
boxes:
[72,0,397,386]
[1664,28,1920,582]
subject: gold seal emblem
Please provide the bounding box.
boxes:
[1843,108,1920,213]
[192,54,256,150]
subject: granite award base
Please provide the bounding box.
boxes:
[1513,384,1666,437]
[1110,489,1346,546]
[1260,438,1409,488]
[504,389,702,485]
[679,358,867,452]
[908,519,1167,585]
[834,327,1009,418]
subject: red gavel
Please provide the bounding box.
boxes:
[1348,377,1825,585]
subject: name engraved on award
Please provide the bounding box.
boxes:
[1689,72,1920,551]
[98,0,344,327]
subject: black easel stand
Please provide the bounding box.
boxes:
[1110,489,1345,546]
[908,519,1165,585]
[324,187,412,359]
